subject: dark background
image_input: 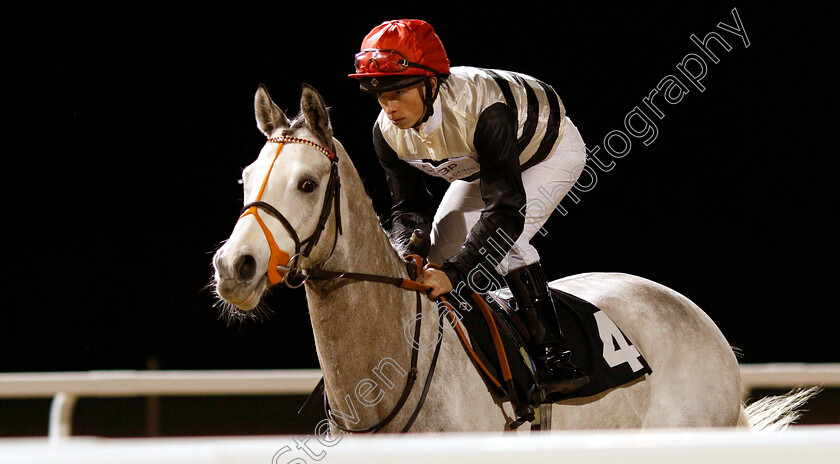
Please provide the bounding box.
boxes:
[2,3,835,378]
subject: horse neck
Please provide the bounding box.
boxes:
[311,141,408,289]
[303,143,430,410]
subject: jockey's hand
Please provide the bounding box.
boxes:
[418,268,453,299]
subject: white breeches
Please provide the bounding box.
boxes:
[429,118,587,275]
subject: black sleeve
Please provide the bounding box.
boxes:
[373,122,435,255]
[440,102,526,290]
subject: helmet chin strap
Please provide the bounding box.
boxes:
[412,77,439,129]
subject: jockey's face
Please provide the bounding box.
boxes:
[376,80,432,130]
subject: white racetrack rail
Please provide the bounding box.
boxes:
[1,427,840,464]
[0,363,838,442]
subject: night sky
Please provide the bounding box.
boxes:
[3,4,835,374]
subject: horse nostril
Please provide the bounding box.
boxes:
[236,255,257,282]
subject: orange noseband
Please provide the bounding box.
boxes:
[236,137,340,286]
[238,143,289,285]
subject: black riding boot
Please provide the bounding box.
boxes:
[504,263,589,403]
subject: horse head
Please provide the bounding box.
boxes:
[213,84,340,312]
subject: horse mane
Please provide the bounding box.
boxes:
[282,113,308,134]
[280,109,336,154]
[387,230,411,258]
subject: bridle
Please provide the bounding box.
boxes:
[233,134,439,433]
[237,135,342,287]
[234,134,517,432]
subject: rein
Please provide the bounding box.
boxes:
[293,256,443,434]
[296,257,516,433]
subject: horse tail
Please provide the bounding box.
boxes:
[738,386,821,431]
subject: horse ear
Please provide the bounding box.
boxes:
[255,84,290,137]
[300,84,334,150]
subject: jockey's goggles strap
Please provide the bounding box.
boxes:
[354,49,439,75]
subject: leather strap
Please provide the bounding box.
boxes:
[297,258,517,433]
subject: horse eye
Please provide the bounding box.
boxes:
[298,179,318,193]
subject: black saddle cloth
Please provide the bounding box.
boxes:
[482,286,652,402]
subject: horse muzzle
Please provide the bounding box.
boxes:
[212,247,273,310]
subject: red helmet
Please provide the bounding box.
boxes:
[349,19,450,92]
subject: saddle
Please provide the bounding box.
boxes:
[471,286,652,408]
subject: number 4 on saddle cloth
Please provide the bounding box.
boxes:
[467,285,652,412]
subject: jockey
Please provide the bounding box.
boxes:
[349,19,590,401]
